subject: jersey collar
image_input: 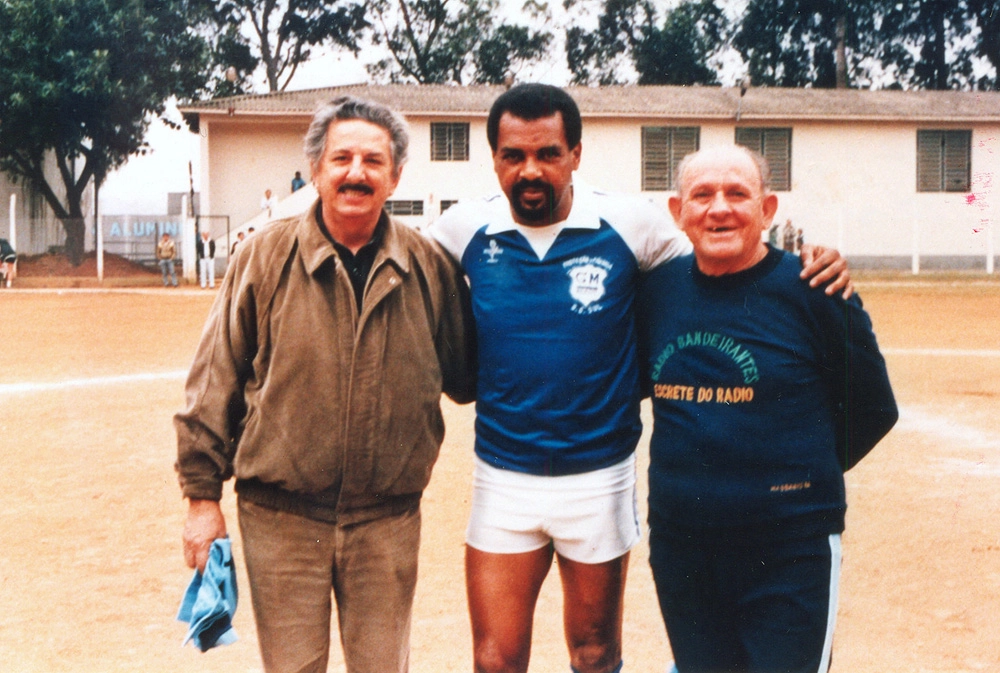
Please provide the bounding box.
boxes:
[484,180,603,235]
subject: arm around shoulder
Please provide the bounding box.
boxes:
[799,243,854,299]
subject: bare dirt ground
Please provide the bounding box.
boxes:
[0,275,997,673]
[15,252,160,278]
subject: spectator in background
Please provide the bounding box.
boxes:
[767,223,779,247]
[230,231,245,256]
[196,230,216,289]
[782,219,796,253]
[157,232,178,287]
[796,227,805,254]
[0,237,16,288]
[260,189,278,218]
[291,171,306,192]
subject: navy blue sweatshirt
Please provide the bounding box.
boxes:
[638,247,897,539]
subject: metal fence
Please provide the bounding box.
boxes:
[101,215,184,267]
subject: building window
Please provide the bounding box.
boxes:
[735,127,792,191]
[385,200,424,216]
[430,122,470,161]
[440,200,458,213]
[917,130,971,192]
[642,126,700,191]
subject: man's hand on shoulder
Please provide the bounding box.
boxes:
[183,498,227,574]
[799,244,854,299]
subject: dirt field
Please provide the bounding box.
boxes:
[0,277,997,673]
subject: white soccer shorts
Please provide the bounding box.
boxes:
[465,453,641,564]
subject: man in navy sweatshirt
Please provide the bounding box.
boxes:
[638,145,898,673]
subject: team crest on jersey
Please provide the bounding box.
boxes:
[564,256,612,314]
[483,239,504,263]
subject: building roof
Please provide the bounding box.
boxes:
[179,83,1000,123]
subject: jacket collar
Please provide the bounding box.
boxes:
[296,199,412,277]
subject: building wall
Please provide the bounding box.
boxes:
[203,118,312,232]
[199,113,1000,268]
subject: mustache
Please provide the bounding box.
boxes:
[512,179,553,198]
[338,183,374,195]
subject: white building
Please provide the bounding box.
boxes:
[180,84,1000,270]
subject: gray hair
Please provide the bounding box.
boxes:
[304,95,410,174]
[674,145,772,194]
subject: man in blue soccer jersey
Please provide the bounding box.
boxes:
[638,146,897,673]
[431,84,851,673]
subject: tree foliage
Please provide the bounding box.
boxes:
[192,0,368,94]
[567,0,727,86]
[367,0,552,84]
[633,0,727,85]
[566,0,999,90]
[735,0,998,90]
[566,0,653,85]
[968,0,1000,87]
[0,0,209,264]
[877,0,981,90]
[732,0,878,88]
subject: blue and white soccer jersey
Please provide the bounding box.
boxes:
[432,182,691,477]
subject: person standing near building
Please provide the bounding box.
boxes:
[260,188,278,218]
[175,95,475,673]
[157,232,178,287]
[196,230,216,289]
[431,84,852,673]
[782,218,796,252]
[291,171,306,192]
[767,222,779,247]
[639,145,897,673]
[0,237,16,288]
[230,231,245,255]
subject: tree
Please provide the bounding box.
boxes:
[732,0,891,88]
[566,0,654,85]
[877,0,979,90]
[367,0,552,84]
[733,0,996,91]
[565,0,727,86]
[0,0,209,265]
[633,0,727,85]
[968,0,1000,88]
[192,0,368,94]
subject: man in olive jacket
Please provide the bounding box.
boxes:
[175,96,475,673]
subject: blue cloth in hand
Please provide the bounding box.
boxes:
[177,537,238,651]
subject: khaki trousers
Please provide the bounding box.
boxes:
[238,497,421,673]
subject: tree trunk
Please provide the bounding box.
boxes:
[835,15,847,88]
[62,217,87,266]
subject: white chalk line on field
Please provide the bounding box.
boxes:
[895,406,1000,451]
[0,370,188,396]
[894,405,1000,476]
